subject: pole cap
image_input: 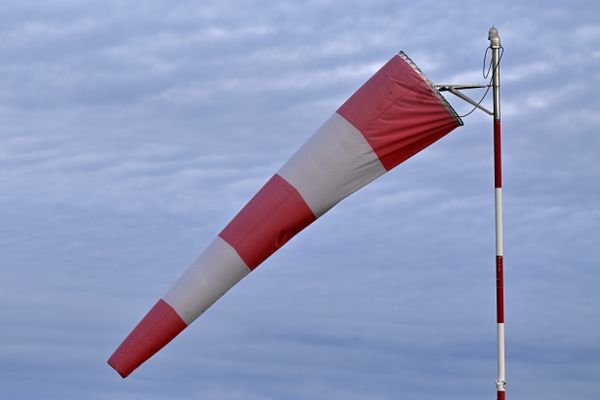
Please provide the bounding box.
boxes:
[489,26,501,48]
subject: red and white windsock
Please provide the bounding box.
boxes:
[107,52,463,378]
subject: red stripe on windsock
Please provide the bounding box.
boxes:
[337,54,460,171]
[219,174,316,270]
[107,299,187,378]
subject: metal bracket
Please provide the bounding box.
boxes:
[436,84,489,91]
[435,84,493,116]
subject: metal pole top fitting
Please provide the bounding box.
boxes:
[489,26,501,48]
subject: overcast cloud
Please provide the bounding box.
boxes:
[1,1,599,399]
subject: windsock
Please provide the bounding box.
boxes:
[108,51,462,377]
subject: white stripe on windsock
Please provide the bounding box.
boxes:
[163,237,250,325]
[278,112,386,217]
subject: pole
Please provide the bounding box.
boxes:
[489,26,506,400]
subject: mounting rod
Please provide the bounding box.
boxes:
[435,84,493,115]
[447,87,493,115]
[435,84,489,91]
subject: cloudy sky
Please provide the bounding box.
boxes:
[1,0,599,399]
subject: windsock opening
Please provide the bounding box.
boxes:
[398,51,463,128]
[108,51,462,378]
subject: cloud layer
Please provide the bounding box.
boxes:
[1,1,599,399]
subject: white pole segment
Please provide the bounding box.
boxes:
[495,187,503,257]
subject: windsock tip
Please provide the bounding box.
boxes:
[107,356,131,378]
[106,299,187,379]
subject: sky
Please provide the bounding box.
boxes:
[1,0,599,399]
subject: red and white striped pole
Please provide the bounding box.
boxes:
[489,26,506,400]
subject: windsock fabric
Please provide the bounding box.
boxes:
[108,52,462,378]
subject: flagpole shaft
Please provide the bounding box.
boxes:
[489,26,506,400]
